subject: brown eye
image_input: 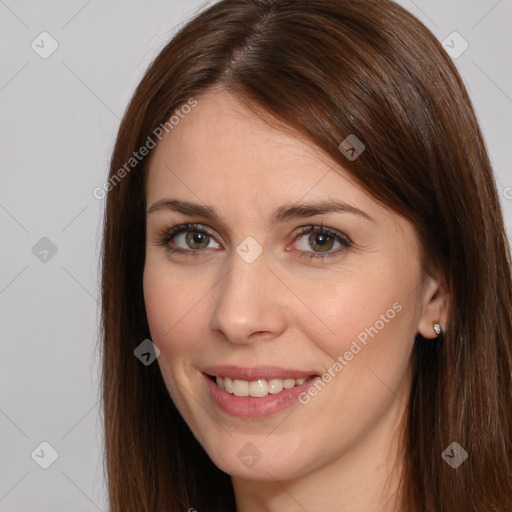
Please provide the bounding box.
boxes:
[185,231,210,249]
[293,225,352,260]
[307,232,334,252]
[158,223,221,253]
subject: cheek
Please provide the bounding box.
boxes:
[143,261,203,352]
[293,264,412,360]
[142,261,210,412]
[289,272,415,437]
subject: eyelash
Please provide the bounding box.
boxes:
[154,222,352,260]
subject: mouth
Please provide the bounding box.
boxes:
[207,374,317,398]
[201,365,321,417]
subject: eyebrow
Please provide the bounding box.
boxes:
[146,198,374,224]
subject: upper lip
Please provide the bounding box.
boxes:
[202,365,318,381]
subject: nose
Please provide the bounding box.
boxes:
[209,251,288,345]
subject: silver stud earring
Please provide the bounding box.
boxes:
[433,321,442,337]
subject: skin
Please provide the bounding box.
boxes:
[143,90,449,512]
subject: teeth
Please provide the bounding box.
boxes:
[224,377,233,393]
[249,379,268,397]
[215,376,311,398]
[232,380,249,396]
[268,379,283,394]
[283,378,295,389]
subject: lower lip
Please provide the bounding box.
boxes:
[204,374,319,418]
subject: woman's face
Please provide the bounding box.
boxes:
[143,90,443,481]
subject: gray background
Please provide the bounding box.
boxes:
[1,0,511,510]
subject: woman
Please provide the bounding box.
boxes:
[100,0,512,510]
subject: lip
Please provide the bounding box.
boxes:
[202,366,320,418]
[202,365,317,381]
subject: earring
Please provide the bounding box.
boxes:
[433,321,442,337]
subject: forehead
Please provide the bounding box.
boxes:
[152,93,324,172]
[145,90,367,205]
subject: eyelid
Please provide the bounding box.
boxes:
[292,224,352,245]
[289,224,352,259]
[154,222,221,249]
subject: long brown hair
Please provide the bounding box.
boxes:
[100,0,512,510]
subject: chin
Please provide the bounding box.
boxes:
[199,433,314,481]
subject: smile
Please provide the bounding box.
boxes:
[213,376,314,397]
[202,366,321,417]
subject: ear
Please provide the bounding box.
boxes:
[417,270,450,339]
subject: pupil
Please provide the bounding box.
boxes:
[309,232,333,252]
[186,231,208,248]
